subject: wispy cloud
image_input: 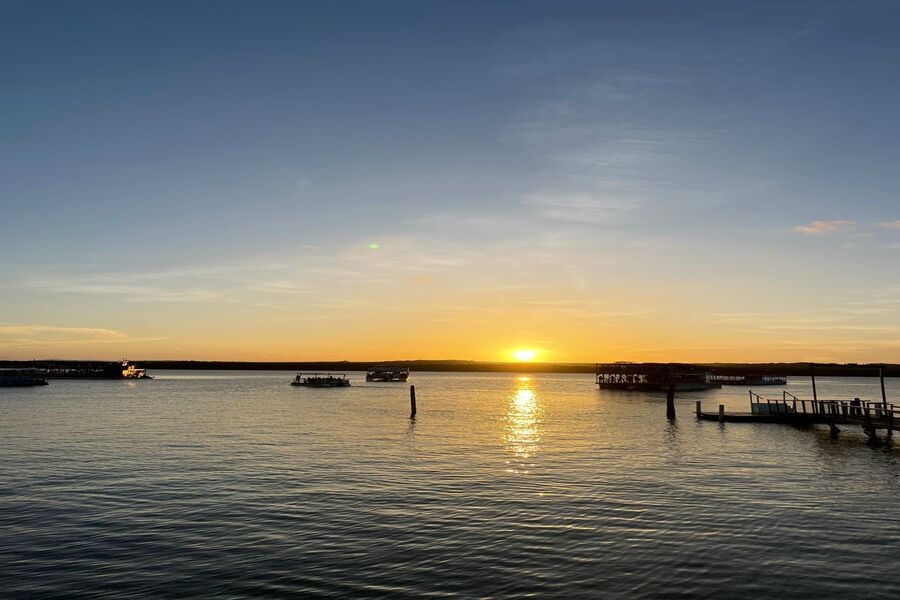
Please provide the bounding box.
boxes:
[523,193,642,224]
[19,261,292,304]
[0,323,166,350]
[792,220,856,235]
[877,220,900,230]
[0,324,124,338]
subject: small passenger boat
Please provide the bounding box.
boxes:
[366,366,410,382]
[291,373,351,388]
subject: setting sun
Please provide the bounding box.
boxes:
[512,349,538,361]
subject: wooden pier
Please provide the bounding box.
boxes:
[697,391,899,441]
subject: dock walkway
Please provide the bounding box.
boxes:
[697,391,899,441]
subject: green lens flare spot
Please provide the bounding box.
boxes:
[368,243,380,250]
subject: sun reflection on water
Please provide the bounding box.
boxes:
[505,378,545,470]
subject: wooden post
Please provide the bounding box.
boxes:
[696,400,702,417]
[864,404,877,442]
[880,365,888,409]
[718,404,725,423]
[666,386,676,420]
[810,363,818,404]
[409,385,417,418]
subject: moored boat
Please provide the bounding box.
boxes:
[710,374,787,386]
[365,366,410,382]
[291,373,351,388]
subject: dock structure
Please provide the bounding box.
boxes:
[0,359,149,379]
[696,390,898,441]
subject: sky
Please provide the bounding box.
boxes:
[2,0,899,363]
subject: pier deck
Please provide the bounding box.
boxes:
[697,393,900,440]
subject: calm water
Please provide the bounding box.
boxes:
[2,371,900,598]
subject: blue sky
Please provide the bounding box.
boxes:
[2,1,899,361]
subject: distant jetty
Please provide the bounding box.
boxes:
[113,360,900,377]
[0,360,150,379]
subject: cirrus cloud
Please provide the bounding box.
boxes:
[792,220,857,235]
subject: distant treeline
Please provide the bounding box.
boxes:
[88,360,900,377]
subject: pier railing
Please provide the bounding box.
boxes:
[748,391,900,425]
[749,391,796,414]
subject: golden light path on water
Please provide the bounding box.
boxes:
[505,376,545,472]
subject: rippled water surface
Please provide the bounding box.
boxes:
[2,371,900,598]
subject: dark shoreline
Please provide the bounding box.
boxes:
[2,359,890,377]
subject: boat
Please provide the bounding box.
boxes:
[0,375,49,387]
[365,366,410,382]
[710,374,787,386]
[291,373,351,388]
[596,363,722,391]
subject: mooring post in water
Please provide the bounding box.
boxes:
[666,386,676,420]
[718,404,725,423]
[409,385,417,418]
[830,423,841,438]
[810,363,818,405]
[880,365,887,409]
[696,400,702,418]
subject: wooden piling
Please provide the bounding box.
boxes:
[810,363,818,404]
[666,386,676,420]
[409,385,417,418]
[880,365,888,409]
[718,404,725,423]
[696,400,702,418]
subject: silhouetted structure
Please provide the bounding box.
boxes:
[366,366,410,382]
[0,360,148,379]
[708,374,787,386]
[596,363,721,391]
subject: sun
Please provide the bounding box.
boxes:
[512,349,537,361]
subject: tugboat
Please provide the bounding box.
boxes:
[366,366,410,382]
[290,373,351,388]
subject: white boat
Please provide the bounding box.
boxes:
[290,373,351,388]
